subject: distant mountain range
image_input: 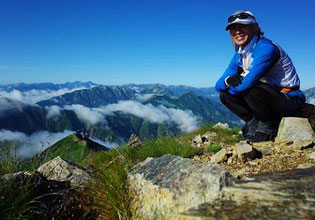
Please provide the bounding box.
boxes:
[304,87,315,104]
[37,85,138,107]
[121,83,219,99]
[1,81,313,148]
[0,81,98,92]
[0,82,242,145]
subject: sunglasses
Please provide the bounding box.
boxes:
[228,13,254,23]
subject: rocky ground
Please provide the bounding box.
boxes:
[193,142,315,178]
[191,118,315,179]
[126,117,315,219]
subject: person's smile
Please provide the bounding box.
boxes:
[229,24,253,48]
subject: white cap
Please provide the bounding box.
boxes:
[226,10,257,31]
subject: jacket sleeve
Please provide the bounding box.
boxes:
[228,43,280,94]
[215,53,239,92]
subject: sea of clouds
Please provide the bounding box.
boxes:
[0,129,74,159]
[0,87,90,105]
[0,86,201,158]
[45,100,200,133]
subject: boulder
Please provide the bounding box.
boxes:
[210,148,227,164]
[127,154,233,219]
[213,122,229,129]
[127,133,144,147]
[235,141,261,161]
[202,132,218,144]
[192,134,203,144]
[176,168,315,219]
[37,156,90,187]
[275,117,315,142]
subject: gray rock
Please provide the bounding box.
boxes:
[127,154,233,219]
[37,156,90,187]
[202,132,218,143]
[213,122,229,129]
[1,171,33,182]
[177,168,315,219]
[127,133,143,147]
[193,134,203,144]
[308,152,315,160]
[275,117,315,142]
[252,142,275,155]
[235,141,260,161]
[210,148,227,164]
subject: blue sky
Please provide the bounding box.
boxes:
[0,0,314,89]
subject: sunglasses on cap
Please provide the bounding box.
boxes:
[228,12,254,23]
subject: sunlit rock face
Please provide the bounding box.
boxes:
[127,154,233,219]
[275,117,315,142]
[37,156,90,187]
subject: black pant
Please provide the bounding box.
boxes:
[219,83,304,123]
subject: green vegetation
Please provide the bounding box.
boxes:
[180,123,241,145]
[0,123,241,219]
[0,179,39,219]
[0,141,39,219]
[0,142,20,175]
[32,133,95,168]
[0,141,34,175]
[206,144,222,154]
[134,138,197,162]
[87,148,132,219]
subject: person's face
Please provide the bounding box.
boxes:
[229,24,256,48]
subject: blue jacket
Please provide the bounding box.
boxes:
[215,35,305,101]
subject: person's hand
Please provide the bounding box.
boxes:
[226,74,243,87]
[237,66,244,74]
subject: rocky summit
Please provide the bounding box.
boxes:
[127,116,315,219]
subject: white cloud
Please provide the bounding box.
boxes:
[0,129,74,159]
[135,93,155,102]
[0,87,90,105]
[46,105,61,119]
[97,100,200,132]
[159,106,199,133]
[98,101,169,124]
[0,90,24,102]
[89,136,119,149]
[0,98,24,118]
[65,104,106,125]
[0,130,27,142]
[307,97,315,105]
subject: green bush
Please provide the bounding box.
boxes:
[0,179,40,219]
[87,147,132,220]
[133,137,197,163]
[206,144,222,154]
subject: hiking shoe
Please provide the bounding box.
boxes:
[247,121,278,142]
[242,117,259,139]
